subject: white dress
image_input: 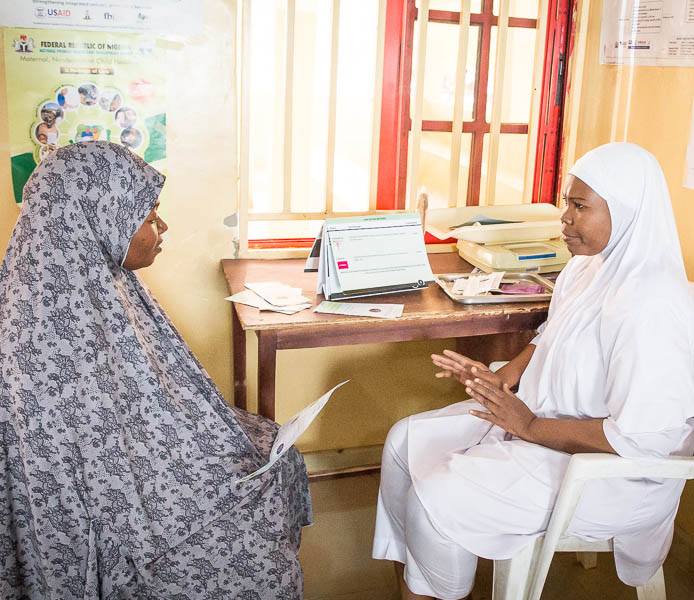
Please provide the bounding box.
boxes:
[373,143,694,599]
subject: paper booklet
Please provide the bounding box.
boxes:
[237,380,349,483]
[311,213,435,301]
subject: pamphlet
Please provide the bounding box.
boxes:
[314,300,404,319]
[237,380,349,483]
[316,213,435,300]
[225,290,311,315]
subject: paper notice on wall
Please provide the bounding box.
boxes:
[601,0,694,66]
[0,1,202,37]
[684,97,694,190]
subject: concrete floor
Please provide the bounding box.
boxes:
[299,473,694,600]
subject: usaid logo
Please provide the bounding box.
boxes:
[34,8,45,18]
[47,8,72,18]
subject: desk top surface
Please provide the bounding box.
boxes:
[221,253,550,332]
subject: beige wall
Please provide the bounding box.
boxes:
[565,0,694,276]
[565,0,694,535]
[0,3,460,456]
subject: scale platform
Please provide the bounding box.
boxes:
[457,238,570,273]
[426,204,571,273]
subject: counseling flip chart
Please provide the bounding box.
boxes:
[4,28,166,203]
[601,0,694,66]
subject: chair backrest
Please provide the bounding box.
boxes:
[526,453,694,600]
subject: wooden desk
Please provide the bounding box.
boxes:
[221,253,549,420]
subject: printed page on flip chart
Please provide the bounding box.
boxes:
[316,213,434,300]
[237,381,349,483]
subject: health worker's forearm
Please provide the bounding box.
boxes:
[524,417,617,455]
[496,344,536,389]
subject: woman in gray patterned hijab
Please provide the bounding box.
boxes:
[0,141,312,599]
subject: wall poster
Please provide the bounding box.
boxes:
[600,0,694,66]
[4,27,166,203]
[0,1,202,37]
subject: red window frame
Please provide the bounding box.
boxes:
[376,0,571,211]
[250,0,571,249]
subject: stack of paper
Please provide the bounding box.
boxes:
[225,281,312,315]
[452,271,505,296]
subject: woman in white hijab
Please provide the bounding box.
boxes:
[372,142,694,600]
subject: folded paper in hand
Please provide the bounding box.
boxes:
[237,380,350,483]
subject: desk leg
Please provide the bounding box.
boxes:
[257,330,277,421]
[232,306,247,411]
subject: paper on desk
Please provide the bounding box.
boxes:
[245,281,311,307]
[225,290,311,315]
[449,214,520,229]
[314,300,404,319]
[237,380,350,483]
[453,272,505,296]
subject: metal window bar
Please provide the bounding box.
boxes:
[483,0,510,206]
[450,0,472,208]
[406,0,430,211]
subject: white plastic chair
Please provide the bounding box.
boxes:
[492,452,694,600]
[485,362,694,599]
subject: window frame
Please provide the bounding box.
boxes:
[247,0,572,250]
[375,0,571,212]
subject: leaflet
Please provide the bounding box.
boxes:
[237,381,349,483]
[313,300,404,319]
[225,290,311,315]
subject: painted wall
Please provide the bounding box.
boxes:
[0,2,460,457]
[565,0,694,536]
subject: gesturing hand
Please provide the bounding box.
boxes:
[465,367,536,440]
[431,350,504,389]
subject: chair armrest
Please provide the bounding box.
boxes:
[566,453,694,482]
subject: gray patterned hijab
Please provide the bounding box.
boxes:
[1,142,311,598]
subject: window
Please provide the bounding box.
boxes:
[236,0,571,255]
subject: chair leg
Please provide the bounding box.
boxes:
[575,552,597,569]
[636,566,666,600]
[492,539,542,600]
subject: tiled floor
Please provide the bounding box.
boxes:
[299,473,694,600]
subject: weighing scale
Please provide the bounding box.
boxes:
[425,204,571,273]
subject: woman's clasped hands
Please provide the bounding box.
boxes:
[431,349,537,440]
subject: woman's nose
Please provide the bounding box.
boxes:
[158,218,168,233]
[560,207,571,224]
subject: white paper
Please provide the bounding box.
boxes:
[237,381,350,483]
[313,301,404,319]
[225,290,311,315]
[600,0,694,67]
[449,214,520,229]
[452,272,505,296]
[244,281,311,307]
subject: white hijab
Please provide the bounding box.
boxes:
[518,143,694,457]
